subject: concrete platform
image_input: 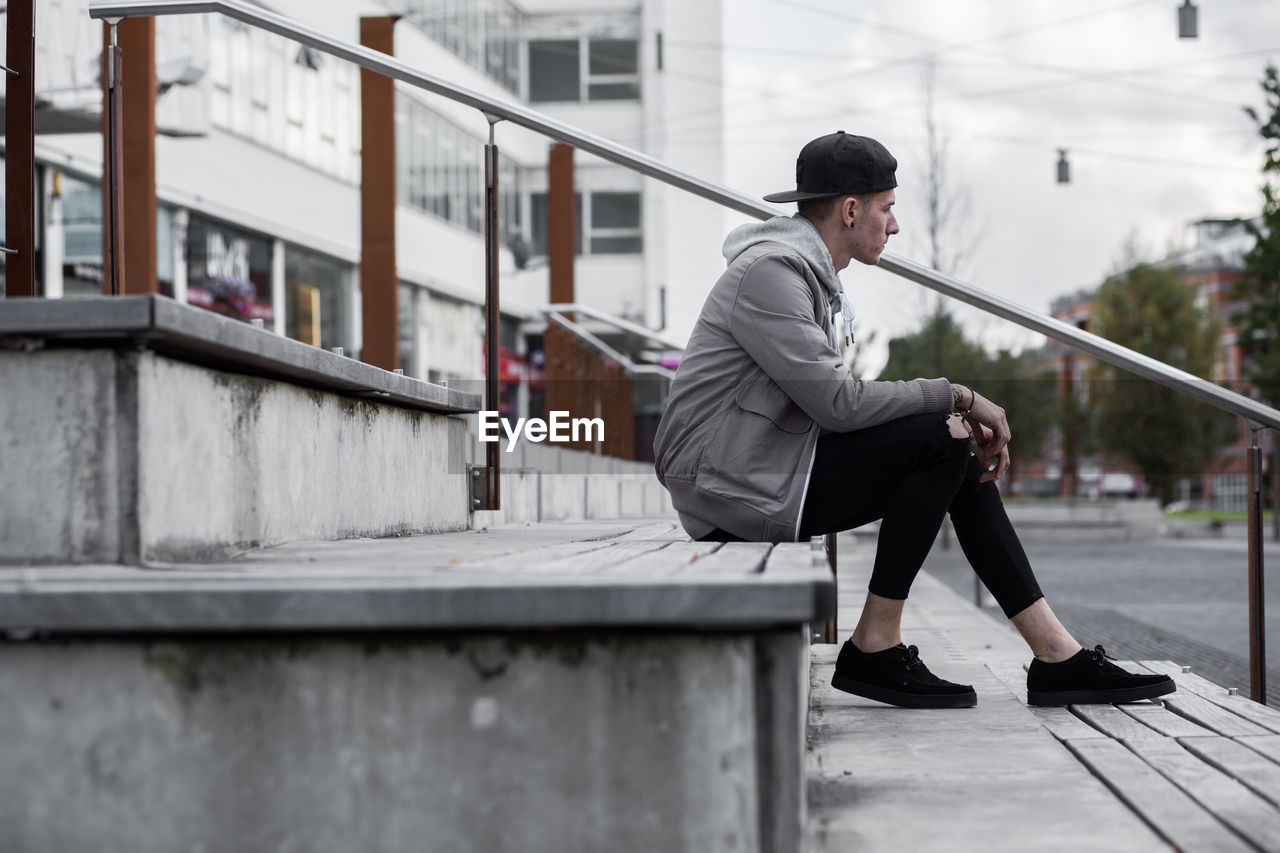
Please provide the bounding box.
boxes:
[0,519,828,853]
[809,531,1280,852]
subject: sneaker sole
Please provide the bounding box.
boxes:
[1027,677,1176,707]
[831,671,977,709]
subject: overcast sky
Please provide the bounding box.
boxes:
[697,0,1279,376]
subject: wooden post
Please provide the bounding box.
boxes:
[4,0,37,297]
[360,17,398,369]
[547,143,576,421]
[617,369,635,459]
[101,18,157,295]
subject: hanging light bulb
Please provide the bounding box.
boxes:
[1057,149,1070,184]
[1178,0,1199,39]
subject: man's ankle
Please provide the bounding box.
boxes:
[848,634,902,654]
[1034,639,1083,664]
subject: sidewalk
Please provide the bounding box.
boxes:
[806,531,1280,852]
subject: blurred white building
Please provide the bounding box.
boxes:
[2,0,724,385]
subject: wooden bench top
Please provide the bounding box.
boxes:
[0,520,834,633]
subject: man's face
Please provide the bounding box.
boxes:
[849,189,899,265]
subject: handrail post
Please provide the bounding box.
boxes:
[1248,426,1268,704]
[483,116,501,511]
[823,533,838,643]
[102,18,126,295]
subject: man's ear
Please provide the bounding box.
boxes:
[844,196,859,227]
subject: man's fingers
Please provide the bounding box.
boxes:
[979,447,1011,483]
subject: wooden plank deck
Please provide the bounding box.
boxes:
[808,531,1280,852]
[0,519,834,633]
[1066,738,1254,853]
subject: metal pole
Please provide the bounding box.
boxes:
[483,117,501,511]
[103,20,126,296]
[1248,427,1267,704]
[4,0,36,297]
[824,532,838,643]
[85,1,1280,432]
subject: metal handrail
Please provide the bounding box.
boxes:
[87,0,1280,433]
[547,303,687,352]
[88,0,1274,700]
[546,311,676,380]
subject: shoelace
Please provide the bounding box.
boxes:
[1085,644,1112,666]
[902,644,924,671]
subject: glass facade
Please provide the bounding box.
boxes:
[530,190,641,256]
[528,40,579,102]
[396,0,522,95]
[286,245,355,353]
[396,94,524,245]
[528,36,640,103]
[186,215,275,322]
[400,1,641,104]
[209,16,361,183]
[59,172,105,297]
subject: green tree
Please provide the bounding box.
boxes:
[1235,63,1280,532]
[1235,63,1280,405]
[878,313,1056,487]
[879,312,988,384]
[1091,263,1232,505]
[979,348,1058,489]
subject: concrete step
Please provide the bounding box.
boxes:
[0,296,670,564]
[0,519,827,853]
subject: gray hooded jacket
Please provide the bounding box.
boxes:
[653,215,953,542]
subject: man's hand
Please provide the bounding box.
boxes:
[969,423,1010,483]
[963,390,1011,482]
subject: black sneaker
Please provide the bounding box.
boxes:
[830,641,977,709]
[1027,645,1175,706]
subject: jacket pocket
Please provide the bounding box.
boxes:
[734,381,811,435]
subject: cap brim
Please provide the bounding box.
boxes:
[762,189,842,203]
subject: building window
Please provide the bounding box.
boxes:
[530,190,641,256]
[185,215,275,323]
[397,94,526,244]
[286,245,354,353]
[401,0,522,95]
[529,40,580,102]
[588,191,642,253]
[529,37,640,103]
[587,39,640,101]
[207,16,360,184]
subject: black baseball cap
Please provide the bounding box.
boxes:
[763,131,898,203]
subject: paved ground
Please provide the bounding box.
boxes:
[918,533,1280,704]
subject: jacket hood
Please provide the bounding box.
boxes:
[722,214,841,299]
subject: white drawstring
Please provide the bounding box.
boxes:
[838,290,855,348]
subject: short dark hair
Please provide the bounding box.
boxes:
[796,193,875,225]
[796,195,843,222]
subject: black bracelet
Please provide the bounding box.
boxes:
[952,384,973,416]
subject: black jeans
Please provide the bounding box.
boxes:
[702,412,1043,618]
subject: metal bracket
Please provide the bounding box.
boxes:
[0,336,46,353]
[468,465,490,512]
